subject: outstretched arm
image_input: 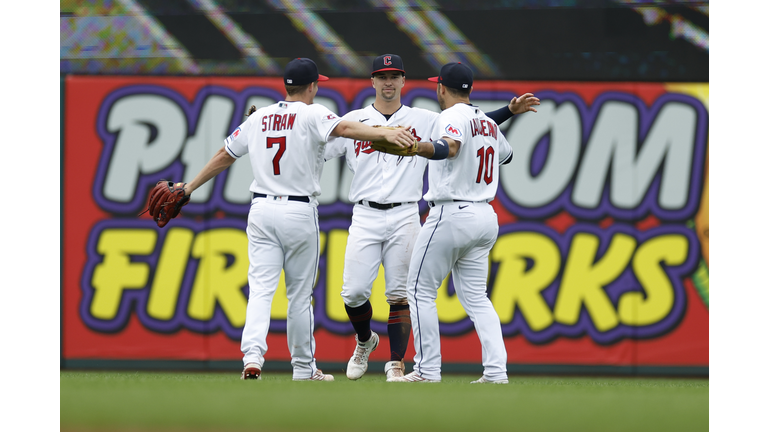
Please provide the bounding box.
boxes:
[330,120,415,148]
[183,147,237,195]
[414,137,461,160]
[509,93,540,114]
[485,92,541,125]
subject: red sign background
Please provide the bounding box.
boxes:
[63,76,708,370]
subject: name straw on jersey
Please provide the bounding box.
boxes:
[225,101,342,198]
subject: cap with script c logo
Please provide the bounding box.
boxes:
[371,54,405,75]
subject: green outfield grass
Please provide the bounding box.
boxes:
[60,371,708,432]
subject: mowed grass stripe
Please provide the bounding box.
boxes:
[60,372,708,432]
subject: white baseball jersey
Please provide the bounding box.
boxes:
[225,99,341,380]
[226,101,342,197]
[424,103,512,203]
[404,102,513,382]
[325,104,435,203]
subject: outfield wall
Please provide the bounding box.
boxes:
[61,76,709,375]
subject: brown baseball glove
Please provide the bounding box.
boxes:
[369,126,419,156]
[139,180,191,228]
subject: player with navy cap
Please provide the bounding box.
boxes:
[324,55,539,381]
[281,57,331,86]
[388,63,512,384]
[391,62,517,384]
[180,57,415,382]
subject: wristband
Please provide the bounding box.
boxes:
[485,105,514,124]
[430,139,450,160]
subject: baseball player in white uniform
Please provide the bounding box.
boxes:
[390,62,515,384]
[179,58,415,382]
[324,55,539,381]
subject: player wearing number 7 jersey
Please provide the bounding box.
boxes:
[391,62,514,384]
[180,58,415,382]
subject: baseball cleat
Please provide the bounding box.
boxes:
[390,371,440,383]
[384,360,405,382]
[346,332,380,380]
[293,369,334,382]
[470,376,509,384]
[241,363,262,380]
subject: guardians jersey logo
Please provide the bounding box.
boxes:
[224,127,241,145]
[445,124,462,137]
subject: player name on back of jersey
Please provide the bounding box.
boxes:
[261,113,297,132]
[470,118,498,139]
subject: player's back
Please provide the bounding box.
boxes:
[244,101,339,198]
[424,103,512,203]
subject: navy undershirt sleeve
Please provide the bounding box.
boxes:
[485,106,514,125]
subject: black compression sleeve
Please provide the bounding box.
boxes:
[485,105,514,125]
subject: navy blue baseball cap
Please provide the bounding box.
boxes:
[371,54,405,75]
[284,58,329,86]
[428,62,473,90]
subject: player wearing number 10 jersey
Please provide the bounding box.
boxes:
[393,62,515,384]
[182,58,415,382]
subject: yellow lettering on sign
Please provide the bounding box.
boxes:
[91,229,156,320]
[147,228,194,320]
[618,234,687,326]
[491,232,559,331]
[319,230,327,283]
[554,233,636,332]
[187,229,249,327]
[325,229,348,323]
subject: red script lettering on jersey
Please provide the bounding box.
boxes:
[354,140,376,156]
[262,113,297,132]
[470,119,498,139]
[354,128,421,156]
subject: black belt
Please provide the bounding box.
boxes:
[359,200,405,210]
[253,193,310,203]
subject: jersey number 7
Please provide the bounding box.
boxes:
[476,146,495,184]
[267,137,286,175]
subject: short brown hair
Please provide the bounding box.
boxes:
[285,82,313,96]
[444,85,471,99]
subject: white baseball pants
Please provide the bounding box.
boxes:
[407,201,508,381]
[240,196,321,380]
[340,202,421,307]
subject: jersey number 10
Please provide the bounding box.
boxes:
[267,137,286,175]
[476,146,495,184]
